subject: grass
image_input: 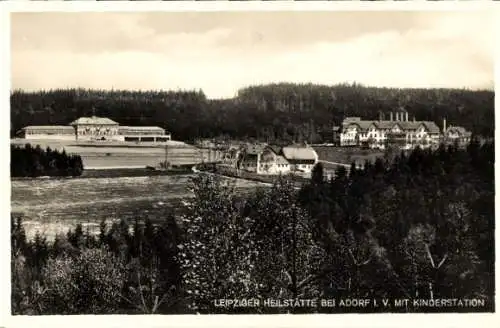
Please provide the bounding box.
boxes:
[11,138,220,168]
[314,146,385,165]
[11,174,266,241]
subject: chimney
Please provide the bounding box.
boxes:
[390,112,393,121]
[413,116,416,122]
[379,111,384,121]
[406,112,409,122]
[443,118,447,133]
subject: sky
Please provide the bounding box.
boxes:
[11,11,494,99]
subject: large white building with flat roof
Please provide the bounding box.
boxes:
[17,116,172,143]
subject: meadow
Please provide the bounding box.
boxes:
[11,138,211,168]
[313,146,384,165]
[11,174,266,241]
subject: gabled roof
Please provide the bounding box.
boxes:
[245,143,266,155]
[70,116,119,126]
[420,121,441,134]
[341,118,442,134]
[447,126,471,136]
[343,121,373,132]
[373,121,397,130]
[266,145,283,155]
[275,155,289,165]
[282,146,318,161]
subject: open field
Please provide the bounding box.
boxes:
[314,146,385,165]
[11,138,219,168]
[11,174,267,241]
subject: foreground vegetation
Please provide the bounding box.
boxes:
[11,144,84,177]
[11,140,494,314]
[11,83,494,143]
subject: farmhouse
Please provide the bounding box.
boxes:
[336,108,442,150]
[281,145,318,174]
[444,126,472,146]
[16,116,172,143]
[238,143,318,176]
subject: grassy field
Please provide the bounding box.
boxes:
[11,174,267,241]
[11,138,219,168]
[314,146,385,165]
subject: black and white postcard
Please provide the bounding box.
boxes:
[1,1,498,328]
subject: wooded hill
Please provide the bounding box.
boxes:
[10,83,494,143]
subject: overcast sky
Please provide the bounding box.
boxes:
[11,11,494,99]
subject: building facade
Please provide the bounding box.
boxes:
[18,126,77,140]
[337,109,442,150]
[16,116,171,143]
[238,143,318,176]
[444,126,472,146]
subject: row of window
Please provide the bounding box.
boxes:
[25,130,74,135]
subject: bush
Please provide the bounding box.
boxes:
[41,248,125,314]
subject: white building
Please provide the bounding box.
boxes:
[444,125,472,146]
[16,116,172,143]
[238,143,318,176]
[338,109,442,150]
[18,126,77,140]
[281,145,319,174]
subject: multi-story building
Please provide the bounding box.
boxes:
[336,108,442,150]
[16,116,172,143]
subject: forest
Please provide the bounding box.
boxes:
[10,83,494,143]
[11,139,494,314]
[11,144,84,177]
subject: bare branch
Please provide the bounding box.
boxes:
[436,253,448,269]
[348,248,358,265]
[424,243,436,268]
[137,271,147,311]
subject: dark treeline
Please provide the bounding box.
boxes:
[11,215,184,314]
[298,138,494,310]
[11,140,494,314]
[11,83,494,143]
[11,144,84,177]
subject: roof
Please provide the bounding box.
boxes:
[267,145,283,155]
[119,126,165,131]
[282,146,318,161]
[343,120,375,132]
[70,116,119,126]
[275,155,289,165]
[420,121,441,134]
[447,126,471,136]
[342,118,441,134]
[333,126,340,131]
[245,144,266,155]
[23,125,74,130]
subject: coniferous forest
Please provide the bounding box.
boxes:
[11,144,84,177]
[11,140,494,314]
[10,83,494,143]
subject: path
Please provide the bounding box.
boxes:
[318,160,351,168]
